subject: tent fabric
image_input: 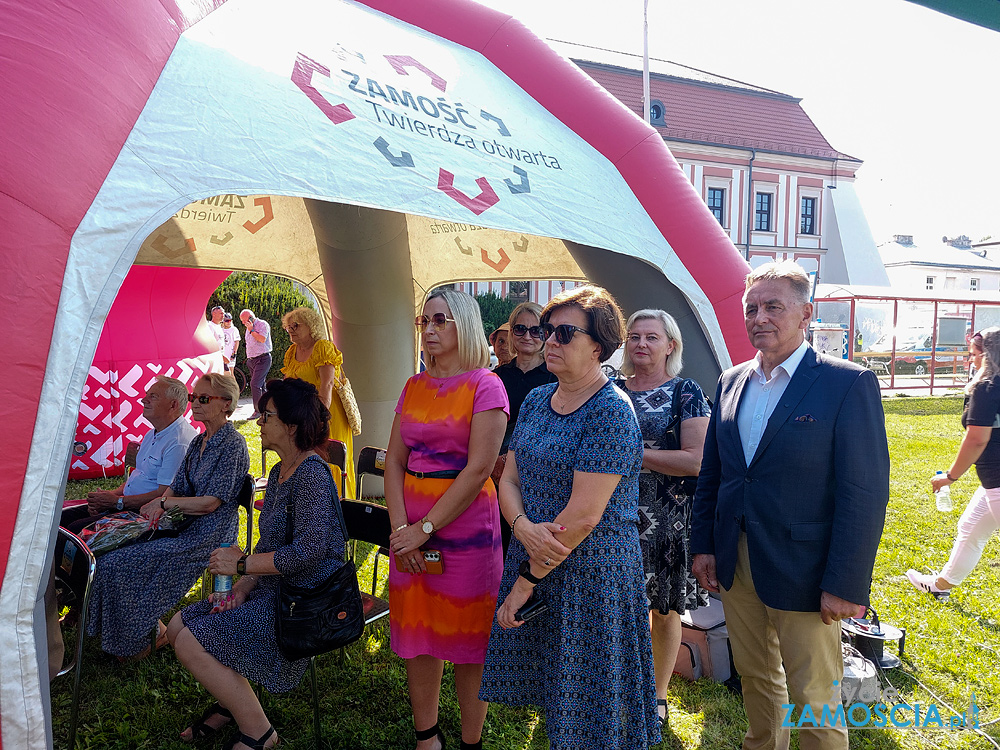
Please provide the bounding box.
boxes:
[0,0,753,747]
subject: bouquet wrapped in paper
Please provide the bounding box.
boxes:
[79,506,188,556]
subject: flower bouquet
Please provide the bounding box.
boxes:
[80,506,188,556]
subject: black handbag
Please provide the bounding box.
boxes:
[275,464,365,661]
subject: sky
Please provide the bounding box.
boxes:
[477,0,1000,248]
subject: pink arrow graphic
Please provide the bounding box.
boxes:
[437,169,499,216]
[292,53,356,125]
[151,234,197,258]
[243,197,274,234]
[481,247,511,273]
[384,55,447,92]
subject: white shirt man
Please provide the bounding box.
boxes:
[207,305,226,355]
[221,313,241,370]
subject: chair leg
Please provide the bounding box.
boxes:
[309,657,321,750]
[68,617,88,748]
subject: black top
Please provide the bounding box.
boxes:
[495,359,557,452]
[962,375,1000,488]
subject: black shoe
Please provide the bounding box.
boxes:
[415,723,446,749]
[459,741,482,750]
[656,698,669,732]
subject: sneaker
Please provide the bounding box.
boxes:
[905,569,951,600]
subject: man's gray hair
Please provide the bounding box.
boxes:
[240,308,255,319]
[155,375,188,410]
[744,260,812,305]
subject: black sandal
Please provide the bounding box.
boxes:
[656,698,669,732]
[415,723,446,749]
[459,741,482,750]
[222,724,278,750]
[181,702,233,743]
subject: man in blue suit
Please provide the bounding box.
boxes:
[692,261,889,750]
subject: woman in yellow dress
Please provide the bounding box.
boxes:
[280,306,356,498]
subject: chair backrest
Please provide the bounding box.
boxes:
[235,474,253,551]
[356,446,386,498]
[340,499,391,549]
[316,439,348,500]
[52,528,96,677]
[123,440,141,477]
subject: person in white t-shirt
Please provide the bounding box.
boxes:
[221,312,241,372]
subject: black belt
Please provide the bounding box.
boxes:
[406,468,461,479]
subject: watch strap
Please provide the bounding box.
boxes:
[518,559,543,585]
[236,554,248,576]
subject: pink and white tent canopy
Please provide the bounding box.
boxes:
[0,0,751,746]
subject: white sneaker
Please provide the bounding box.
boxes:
[905,569,951,600]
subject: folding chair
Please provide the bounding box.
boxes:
[356,445,387,499]
[52,527,96,750]
[340,499,392,625]
[316,438,348,501]
[123,440,140,479]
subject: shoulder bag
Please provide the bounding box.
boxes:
[275,463,365,660]
[332,372,363,436]
[665,378,702,496]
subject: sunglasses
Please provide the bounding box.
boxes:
[415,313,456,330]
[258,410,279,424]
[531,323,593,344]
[511,324,542,338]
[188,393,228,405]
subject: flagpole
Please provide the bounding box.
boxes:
[643,0,651,125]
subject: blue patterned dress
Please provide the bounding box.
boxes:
[86,422,249,657]
[181,455,344,692]
[479,381,660,750]
[623,377,711,615]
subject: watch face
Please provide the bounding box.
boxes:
[422,521,434,534]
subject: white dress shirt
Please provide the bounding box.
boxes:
[737,340,810,466]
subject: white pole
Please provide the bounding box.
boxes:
[643,0,651,125]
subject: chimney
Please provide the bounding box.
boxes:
[893,234,913,245]
[944,235,972,249]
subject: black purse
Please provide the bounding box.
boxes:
[275,465,365,661]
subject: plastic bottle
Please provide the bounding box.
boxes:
[213,542,234,595]
[934,471,953,512]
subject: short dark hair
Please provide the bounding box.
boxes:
[259,378,331,451]
[540,285,625,362]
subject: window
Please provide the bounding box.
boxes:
[971,278,979,291]
[926,276,935,290]
[800,197,817,235]
[707,188,725,225]
[754,193,772,232]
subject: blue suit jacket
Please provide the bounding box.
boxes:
[690,346,889,612]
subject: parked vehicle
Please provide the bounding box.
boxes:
[864,328,965,376]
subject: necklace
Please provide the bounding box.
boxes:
[554,372,606,413]
[279,450,306,483]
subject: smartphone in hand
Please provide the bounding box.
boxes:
[515,592,548,623]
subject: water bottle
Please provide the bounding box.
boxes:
[934,471,953,512]
[213,542,234,595]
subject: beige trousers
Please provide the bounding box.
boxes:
[719,533,847,750]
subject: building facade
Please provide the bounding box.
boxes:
[880,234,1000,292]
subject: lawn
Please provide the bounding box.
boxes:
[49,398,1000,749]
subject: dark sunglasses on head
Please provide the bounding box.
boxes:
[511,324,543,338]
[532,323,593,344]
[415,313,456,330]
[188,393,228,404]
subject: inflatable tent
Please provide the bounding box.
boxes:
[0,0,756,746]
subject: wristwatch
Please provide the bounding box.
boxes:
[116,497,124,511]
[237,555,248,576]
[518,559,543,585]
[421,516,435,535]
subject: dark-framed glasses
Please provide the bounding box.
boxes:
[532,323,593,344]
[415,313,456,330]
[188,393,227,405]
[259,410,279,424]
[283,322,299,333]
[511,324,542,338]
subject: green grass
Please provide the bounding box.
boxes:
[50,402,1000,749]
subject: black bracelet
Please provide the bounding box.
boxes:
[518,559,543,585]
[236,555,248,576]
[947,472,959,482]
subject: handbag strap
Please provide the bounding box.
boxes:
[666,378,690,450]
[283,456,353,562]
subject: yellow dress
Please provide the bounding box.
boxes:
[281,339,356,498]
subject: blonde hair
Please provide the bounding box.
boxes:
[620,309,685,378]
[425,288,490,372]
[968,327,1000,394]
[197,372,239,417]
[282,307,327,342]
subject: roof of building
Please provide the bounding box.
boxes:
[550,41,859,162]
[879,240,1000,272]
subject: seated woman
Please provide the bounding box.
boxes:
[85,373,249,661]
[167,378,345,750]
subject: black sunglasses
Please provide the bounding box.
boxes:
[511,324,543,338]
[188,393,228,405]
[531,323,593,344]
[259,410,279,424]
[415,313,456,330]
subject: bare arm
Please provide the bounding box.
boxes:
[383,412,409,532]
[641,416,709,477]
[933,425,992,490]
[139,487,223,520]
[316,363,336,409]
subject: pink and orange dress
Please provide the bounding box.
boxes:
[388,368,509,664]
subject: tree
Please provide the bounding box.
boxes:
[474,292,517,336]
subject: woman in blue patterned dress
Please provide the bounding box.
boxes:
[620,309,711,730]
[85,373,249,661]
[168,378,344,750]
[480,286,660,750]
